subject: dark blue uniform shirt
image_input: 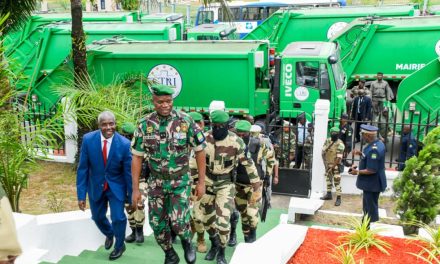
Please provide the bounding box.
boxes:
[356,139,387,192]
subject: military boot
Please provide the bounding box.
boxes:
[135,226,144,244]
[335,196,342,206]
[205,235,221,261]
[181,239,196,264]
[243,230,251,243]
[164,247,180,264]
[196,232,207,253]
[320,192,332,200]
[248,228,257,243]
[125,227,136,243]
[228,211,239,247]
[217,247,228,264]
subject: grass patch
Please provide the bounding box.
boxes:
[20,160,78,215]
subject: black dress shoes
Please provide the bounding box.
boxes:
[105,236,114,250]
[109,244,126,261]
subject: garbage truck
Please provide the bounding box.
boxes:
[8,22,183,93]
[33,40,347,122]
[331,16,440,92]
[3,12,139,55]
[396,56,440,140]
[243,5,417,51]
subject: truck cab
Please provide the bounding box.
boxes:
[276,42,346,120]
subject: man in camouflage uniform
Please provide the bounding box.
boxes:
[228,121,276,246]
[122,122,149,244]
[303,123,314,170]
[276,120,296,168]
[187,112,208,253]
[131,84,207,264]
[200,110,259,264]
[321,127,345,206]
[370,72,394,122]
[0,183,22,264]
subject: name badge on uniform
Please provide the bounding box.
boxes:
[144,134,155,140]
[371,153,377,159]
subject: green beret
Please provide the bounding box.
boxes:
[210,110,229,124]
[235,120,252,132]
[151,84,174,96]
[330,127,339,133]
[188,112,203,122]
[121,122,136,134]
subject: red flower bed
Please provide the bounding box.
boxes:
[288,228,431,264]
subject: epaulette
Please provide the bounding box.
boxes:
[372,144,378,150]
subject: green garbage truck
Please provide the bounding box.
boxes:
[3,12,139,56]
[396,56,440,139]
[33,40,346,122]
[331,16,440,92]
[186,24,238,40]
[8,22,182,93]
[244,5,417,52]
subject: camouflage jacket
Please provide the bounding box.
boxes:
[304,133,313,153]
[255,135,276,176]
[131,110,206,176]
[322,138,345,167]
[205,131,259,184]
[276,131,296,158]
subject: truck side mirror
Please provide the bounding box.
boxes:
[328,55,338,64]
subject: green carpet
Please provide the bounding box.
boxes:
[41,208,286,264]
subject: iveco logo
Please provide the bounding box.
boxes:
[284,63,293,98]
[148,64,182,98]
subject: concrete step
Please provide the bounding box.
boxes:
[288,197,324,223]
[15,248,48,264]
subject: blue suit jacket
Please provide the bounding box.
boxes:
[351,96,372,120]
[77,130,132,202]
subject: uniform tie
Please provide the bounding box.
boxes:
[103,139,108,191]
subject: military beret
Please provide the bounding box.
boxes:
[151,84,174,96]
[250,125,262,133]
[210,110,229,124]
[360,124,378,133]
[340,113,349,119]
[330,127,339,133]
[188,112,203,122]
[121,122,136,134]
[235,120,252,132]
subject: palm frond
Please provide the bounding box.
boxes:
[0,0,37,34]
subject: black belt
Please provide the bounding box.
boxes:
[206,172,232,181]
[150,167,189,180]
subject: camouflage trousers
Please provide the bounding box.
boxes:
[125,181,148,228]
[200,179,236,247]
[235,182,262,232]
[190,181,205,235]
[303,150,312,170]
[148,175,192,251]
[325,166,342,196]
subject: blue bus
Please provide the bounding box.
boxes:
[195,0,346,38]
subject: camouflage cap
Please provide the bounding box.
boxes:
[210,110,229,124]
[188,112,203,122]
[121,122,136,134]
[330,127,339,133]
[151,84,174,96]
[235,120,252,132]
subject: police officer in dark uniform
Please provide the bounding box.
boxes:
[338,113,353,167]
[349,124,386,226]
[396,125,417,171]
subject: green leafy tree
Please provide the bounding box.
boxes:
[0,0,37,34]
[117,0,141,10]
[393,126,440,234]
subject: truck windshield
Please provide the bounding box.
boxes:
[296,61,330,90]
[332,61,345,90]
[197,11,214,24]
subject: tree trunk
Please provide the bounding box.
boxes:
[70,0,88,87]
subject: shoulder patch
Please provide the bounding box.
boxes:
[371,153,377,159]
[195,131,205,144]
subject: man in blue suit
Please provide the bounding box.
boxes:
[351,89,372,143]
[349,124,387,226]
[77,111,132,261]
